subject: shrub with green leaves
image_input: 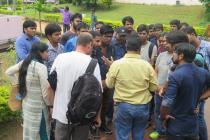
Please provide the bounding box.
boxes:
[0,9,13,15]
[0,86,21,123]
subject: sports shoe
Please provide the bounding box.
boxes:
[149,131,159,139]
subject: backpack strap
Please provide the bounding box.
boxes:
[148,43,154,60]
[85,59,98,74]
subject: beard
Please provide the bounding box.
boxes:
[73,23,77,30]
[172,57,179,65]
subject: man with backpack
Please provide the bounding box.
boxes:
[50,32,102,140]
[137,24,158,68]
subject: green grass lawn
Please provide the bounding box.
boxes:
[51,3,206,26]
[19,3,207,26]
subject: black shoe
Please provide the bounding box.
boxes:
[90,125,100,138]
[100,125,112,135]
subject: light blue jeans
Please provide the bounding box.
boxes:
[154,94,166,134]
[114,102,150,140]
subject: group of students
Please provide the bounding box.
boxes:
[5,13,210,140]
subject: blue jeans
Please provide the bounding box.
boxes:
[154,94,165,134]
[114,102,150,140]
[198,101,208,140]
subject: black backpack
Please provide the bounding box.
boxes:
[66,59,102,126]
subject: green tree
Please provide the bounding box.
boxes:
[33,0,45,36]
[200,0,210,21]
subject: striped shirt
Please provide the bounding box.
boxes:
[197,40,210,70]
[46,42,64,73]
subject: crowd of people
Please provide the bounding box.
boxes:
[5,10,210,140]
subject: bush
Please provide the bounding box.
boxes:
[43,13,61,23]
[0,86,21,123]
[0,9,13,15]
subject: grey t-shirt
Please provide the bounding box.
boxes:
[140,41,157,63]
[156,51,173,85]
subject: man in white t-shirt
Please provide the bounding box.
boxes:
[50,32,102,140]
[137,24,158,67]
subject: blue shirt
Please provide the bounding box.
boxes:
[197,40,210,70]
[15,33,40,63]
[64,36,78,52]
[91,46,113,80]
[46,42,64,73]
[162,63,210,136]
[111,38,126,60]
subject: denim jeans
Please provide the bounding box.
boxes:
[114,102,150,140]
[166,133,199,140]
[198,101,208,140]
[154,94,165,134]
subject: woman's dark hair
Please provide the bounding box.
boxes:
[23,20,37,33]
[18,42,48,98]
[174,42,196,63]
[126,31,142,51]
[122,16,134,25]
[165,31,189,45]
[45,23,61,37]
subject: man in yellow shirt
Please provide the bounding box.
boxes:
[105,32,158,140]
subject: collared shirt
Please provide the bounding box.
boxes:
[46,42,64,73]
[64,36,78,52]
[106,53,158,105]
[15,33,40,63]
[111,38,126,60]
[197,40,210,70]
[60,9,71,25]
[51,51,102,124]
[162,63,210,136]
[92,46,113,80]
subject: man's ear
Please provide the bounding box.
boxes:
[179,53,184,60]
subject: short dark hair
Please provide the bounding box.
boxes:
[122,16,134,25]
[148,24,154,30]
[23,20,37,33]
[76,32,93,46]
[154,23,164,31]
[100,24,114,35]
[96,21,104,26]
[126,31,142,51]
[160,32,168,38]
[174,42,196,63]
[165,31,189,45]
[170,19,181,29]
[70,13,82,22]
[137,24,149,33]
[65,6,69,11]
[45,23,61,36]
[89,31,101,38]
[180,22,189,29]
[76,22,89,31]
[181,26,197,37]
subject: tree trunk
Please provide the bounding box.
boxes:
[39,11,42,37]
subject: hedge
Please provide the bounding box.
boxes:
[41,14,206,36]
[0,86,20,123]
[0,9,13,15]
[0,8,207,36]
